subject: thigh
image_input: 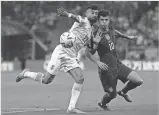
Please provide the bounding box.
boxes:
[68,67,84,83]
[61,53,81,72]
[47,45,62,75]
[117,63,133,83]
[126,71,143,84]
[98,68,118,93]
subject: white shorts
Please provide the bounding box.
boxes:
[47,44,81,75]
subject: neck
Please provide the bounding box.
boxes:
[89,20,94,26]
[87,18,95,26]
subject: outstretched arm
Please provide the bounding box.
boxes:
[57,7,82,23]
[115,30,137,40]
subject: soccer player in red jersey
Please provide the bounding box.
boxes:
[86,9,143,110]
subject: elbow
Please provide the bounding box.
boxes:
[85,47,96,55]
[90,50,96,55]
[85,50,92,55]
[85,50,90,56]
[85,50,92,58]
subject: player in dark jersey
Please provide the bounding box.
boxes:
[86,9,143,110]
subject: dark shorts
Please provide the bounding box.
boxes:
[98,61,133,93]
[98,68,118,94]
[117,62,133,83]
[100,54,118,73]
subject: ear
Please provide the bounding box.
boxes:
[85,10,89,17]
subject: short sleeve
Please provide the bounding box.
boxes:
[77,15,86,23]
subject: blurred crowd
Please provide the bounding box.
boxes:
[2,1,159,61]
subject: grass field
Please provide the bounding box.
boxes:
[1,69,158,115]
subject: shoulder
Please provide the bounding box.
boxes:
[92,24,99,36]
[92,24,99,31]
[78,16,88,23]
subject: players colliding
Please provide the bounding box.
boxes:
[60,32,86,70]
[59,31,89,57]
[16,5,108,114]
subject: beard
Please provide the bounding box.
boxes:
[89,18,97,23]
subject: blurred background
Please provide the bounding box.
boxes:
[1,1,159,71]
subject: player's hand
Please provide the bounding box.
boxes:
[128,36,137,40]
[57,7,69,17]
[96,31,105,39]
[97,61,109,71]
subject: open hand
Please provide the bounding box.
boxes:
[128,36,137,40]
[57,7,69,17]
[97,61,109,71]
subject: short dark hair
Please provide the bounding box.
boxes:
[86,4,99,11]
[98,9,110,19]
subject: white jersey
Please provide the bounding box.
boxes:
[63,16,92,57]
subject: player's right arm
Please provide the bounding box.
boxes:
[57,7,83,23]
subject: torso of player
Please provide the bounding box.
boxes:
[98,34,116,57]
[63,17,92,58]
[92,27,116,55]
[93,27,118,71]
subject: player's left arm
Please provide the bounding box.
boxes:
[115,30,137,40]
[57,7,82,23]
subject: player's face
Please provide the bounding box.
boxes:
[86,9,98,23]
[98,16,110,29]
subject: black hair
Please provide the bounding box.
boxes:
[98,9,110,19]
[86,4,99,11]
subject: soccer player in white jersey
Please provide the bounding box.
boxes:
[16,5,108,114]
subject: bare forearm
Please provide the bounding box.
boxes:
[115,30,129,39]
[59,12,81,23]
[85,49,99,65]
[57,8,81,23]
[68,13,81,23]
